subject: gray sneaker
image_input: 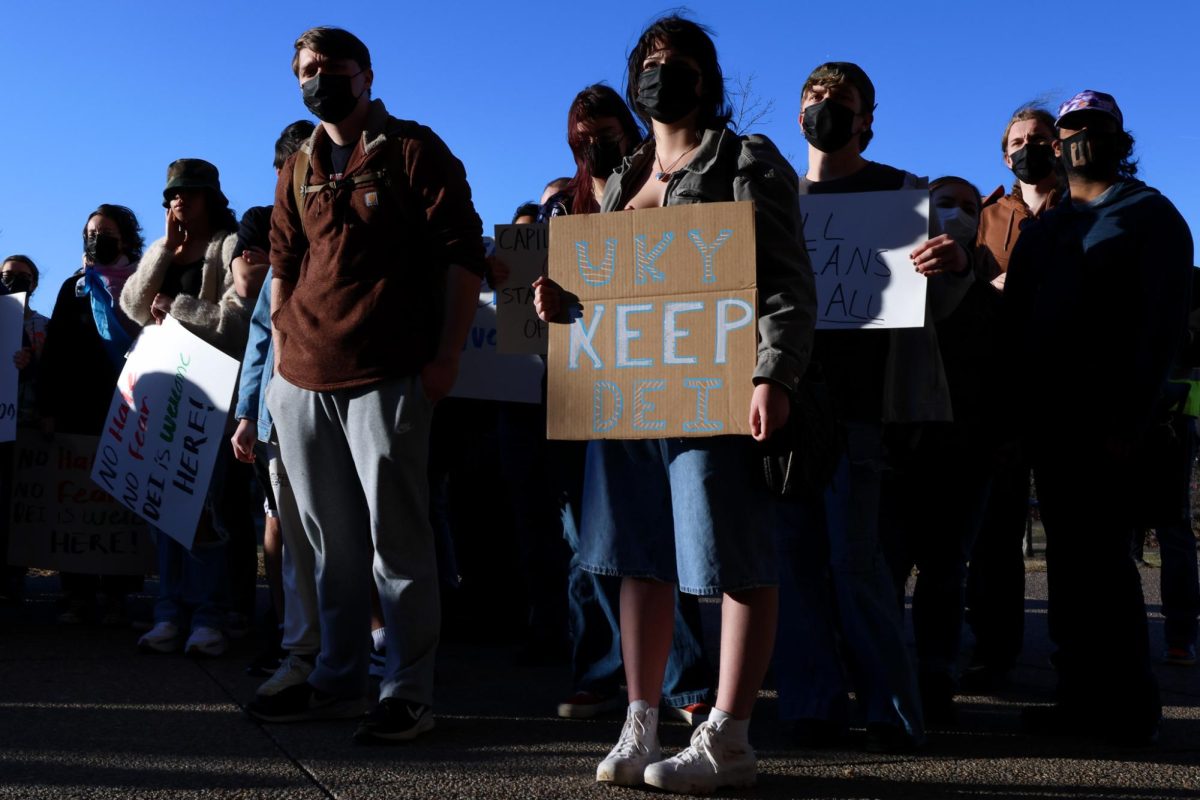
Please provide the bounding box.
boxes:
[596,705,661,786]
[256,654,315,697]
[643,718,757,794]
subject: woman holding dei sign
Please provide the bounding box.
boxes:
[120,159,252,658]
[535,15,816,794]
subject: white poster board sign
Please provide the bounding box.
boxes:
[8,430,156,575]
[800,189,930,329]
[494,223,549,355]
[0,292,26,442]
[450,290,544,404]
[91,316,239,549]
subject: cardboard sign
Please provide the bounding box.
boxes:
[800,189,930,329]
[450,290,544,404]
[91,317,239,549]
[8,430,155,575]
[546,201,757,440]
[495,223,550,355]
[0,292,26,442]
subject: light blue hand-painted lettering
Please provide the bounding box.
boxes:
[615,303,654,368]
[568,303,605,369]
[683,378,723,433]
[634,232,674,285]
[632,380,667,432]
[663,301,704,365]
[714,298,754,364]
[576,238,617,286]
[593,381,622,433]
[687,229,733,284]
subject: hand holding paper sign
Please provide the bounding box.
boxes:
[533,275,582,324]
[909,234,968,277]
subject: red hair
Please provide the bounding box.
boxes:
[564,85,643,215]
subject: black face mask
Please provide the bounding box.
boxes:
[302,72,363,124]
[1059,129,1119,181]
[85,233,121,266]
[636,62,701,124]
[1,273,32,294]
[1010,143,1056,184]
[585,138,625,178]
[802,99,860,153]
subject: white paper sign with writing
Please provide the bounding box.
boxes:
[0,292,26,442]
[450,290,544,404]
[800,189,930,329]
[91,316,239,549]
[8,431,156,575]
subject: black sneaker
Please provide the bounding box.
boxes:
[246,681,365,723]
[353,698,435,744]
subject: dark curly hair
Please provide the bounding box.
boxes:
[83,204,145,262]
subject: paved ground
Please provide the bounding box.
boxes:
[2,548,1199,799]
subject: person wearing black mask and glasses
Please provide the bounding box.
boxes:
[1004,90,1193,746]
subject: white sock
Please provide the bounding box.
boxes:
[628,700,659,737]
[708,707,750,744]
[371,627,386,651]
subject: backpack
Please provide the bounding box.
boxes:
[289,122,420,230]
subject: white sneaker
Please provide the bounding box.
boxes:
[257,654,315,697]
[137,621,181,653]
[596,705,661,786]
[184,625,228,657]
[643,718,757,794]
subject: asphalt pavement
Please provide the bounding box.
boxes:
[2,551,1199,799]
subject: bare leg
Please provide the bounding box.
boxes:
[621,577,675,708]
[716,586,778,718]
[263,515,284,624]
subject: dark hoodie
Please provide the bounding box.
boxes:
[1003,180,1194,447]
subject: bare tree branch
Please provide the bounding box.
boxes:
[730,72,775,135]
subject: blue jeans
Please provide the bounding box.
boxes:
[563,486,711,708]
[774,422,923,736]
[579,438,778,595]
[154,533,229,631]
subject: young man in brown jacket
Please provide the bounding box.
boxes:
[248,27,486,744]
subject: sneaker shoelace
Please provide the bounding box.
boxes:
[610,711,653,758]
[675,721,721,772]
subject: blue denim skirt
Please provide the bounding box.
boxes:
[577,436,778,596]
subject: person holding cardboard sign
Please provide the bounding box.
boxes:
[535,84,716,727]
[539,15,816,794]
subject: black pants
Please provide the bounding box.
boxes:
[1034,451,1160,729]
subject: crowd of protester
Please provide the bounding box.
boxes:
[1,15,1197,795]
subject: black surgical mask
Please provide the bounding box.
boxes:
[1010,143,1056,184]
[1,273,31,293]
[802,99,860,153]
[302,71,363,124]
[85,233,121,266]
[585,138,625,178]
[636,62,701,124]
[1059,128,1119,181]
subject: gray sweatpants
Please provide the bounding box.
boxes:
[265,447,320,655]
[268,373,439,705]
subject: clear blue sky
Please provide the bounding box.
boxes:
[3,0,1197,311]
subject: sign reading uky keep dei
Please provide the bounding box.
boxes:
[547,201,757,440]
[92,316,239,549]
[800,189,930,329]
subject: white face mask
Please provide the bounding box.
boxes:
[934,206,978,248]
